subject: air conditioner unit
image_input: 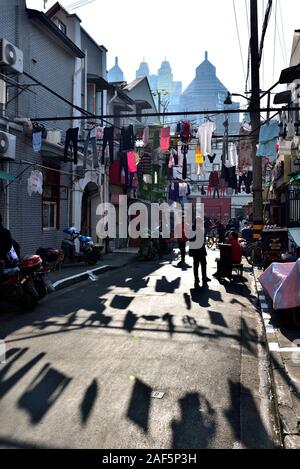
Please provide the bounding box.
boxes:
[0,39,23,74]
[0,131,16,161]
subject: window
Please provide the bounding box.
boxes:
[57,19,66,35]
[42,164,60,230]
[43,201,57,230]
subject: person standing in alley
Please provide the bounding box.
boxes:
[189,217,211,288]
[175,216,190,266]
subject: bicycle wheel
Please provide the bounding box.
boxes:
[246,242,265,268]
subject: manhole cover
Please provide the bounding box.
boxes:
[151,391,165,399]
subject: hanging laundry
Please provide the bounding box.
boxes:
[195,147,204,165]
[32,131,42,153]
[140,152,152,175]
[257,121,280,160]
[102,126,114,164]
[172,166,179,179]
[148,127,160,149]
[209,171,220,188]
[143,174,152,184]
[160,127,170,152]
[197,164,205,177]
[180,121,192,144]
[225,143,238,168]
[120,125,134,151]
[182,146,188,180]
[168,153,175,169]
[143,126,149,146]
[27,170,43,196]
[196,120,216,156]
[96,126,104,140]
[127,151,137,173]
[64,127,79,164]
[207,154,216,164]
[83,125,98,169]
[238,171,252,194]
[176,122,182,134]
[134,152,140,166]
[237,123,253,171]
[221,119,229,165]
[171,148,179,166]
[168,182,180,202]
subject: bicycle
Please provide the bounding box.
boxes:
[206,230,219,250]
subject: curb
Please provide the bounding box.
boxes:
[51,256,138,292]
[253,267,300,449]
[52,265,115,291]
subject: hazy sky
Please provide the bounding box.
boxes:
[27,0,300,98]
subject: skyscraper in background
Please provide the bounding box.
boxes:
[108,56,125,82]
[180,51,240,134]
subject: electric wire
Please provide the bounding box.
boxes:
[66,0,96,11]
[278,0,288,65]
[259,0,273,67]
[233,0,246,81]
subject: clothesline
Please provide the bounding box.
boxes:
[30,106,300,122]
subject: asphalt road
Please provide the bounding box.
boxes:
[0,251,278,449]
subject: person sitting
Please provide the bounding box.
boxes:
[213,231,242,278]
[225,231,243,264]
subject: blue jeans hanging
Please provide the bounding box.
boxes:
[83,132,98,169]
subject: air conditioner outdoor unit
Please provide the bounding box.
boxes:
[0,39,23,74]
[0,131,16,161]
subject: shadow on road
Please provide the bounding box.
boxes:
[127,378,152,433]
[171,392,216,449]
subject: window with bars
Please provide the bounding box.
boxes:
[42,165,60,230]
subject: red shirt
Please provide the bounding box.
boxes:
[230,239,242,263]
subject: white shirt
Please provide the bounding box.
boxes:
[225,143,238,168]
[196,121,216,156]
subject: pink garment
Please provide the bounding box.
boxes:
[96,126,104,139]
[259,260,300,310]
[160,127,170,152]
[127,151,137,173]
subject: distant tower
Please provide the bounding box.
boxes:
[157,59,174,94]
[108,56,125,82]
[180,50,240,133]
[136,59,150,79]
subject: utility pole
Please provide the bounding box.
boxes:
[250,0,263,239]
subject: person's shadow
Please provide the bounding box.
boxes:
[190,286,223,308]
[171,393,216,449]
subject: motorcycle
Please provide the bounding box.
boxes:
[61,227,102,266]
[0,255,46,311]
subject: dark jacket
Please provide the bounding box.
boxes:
[189,223,207,260]
[0,224,13,264]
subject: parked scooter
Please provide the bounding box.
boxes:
[0,255,46,311]
[61,227,102,266]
